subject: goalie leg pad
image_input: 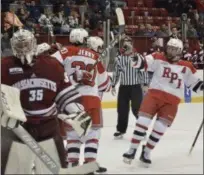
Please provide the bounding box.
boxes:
[5,141,36,174]
[66,130,82,163]
[84,128,101,162]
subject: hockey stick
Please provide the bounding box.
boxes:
[90,8,125,71]
[189,118,204,155]
[13,125,99,174]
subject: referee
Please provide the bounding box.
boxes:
[111,36,149,138]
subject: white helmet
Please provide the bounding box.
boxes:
[10,29,37,65]
[166,38,183,61]
[69,28,89,44]
[87,36,104,53]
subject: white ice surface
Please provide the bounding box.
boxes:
[83,103,203,174]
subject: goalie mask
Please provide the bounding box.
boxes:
[120,35,133,55]
[87,36,104,53]
[166,38,183,62]
[10,29,37,65]
[69,28,89,45]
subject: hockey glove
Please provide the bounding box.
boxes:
[58,111,92,138]
[73,68,94,86]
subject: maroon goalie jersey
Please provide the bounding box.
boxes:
[1,55,81,121]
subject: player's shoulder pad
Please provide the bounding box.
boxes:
[178,60,196,74]
[152,52,166,61]
[59,45,77,57]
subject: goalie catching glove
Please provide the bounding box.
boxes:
[58,111,92,138]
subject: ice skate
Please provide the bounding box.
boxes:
[114,132,124,139]
[123,148,136,164]
[139,145,151,168]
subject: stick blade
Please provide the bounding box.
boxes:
[59,162,99,174]
[115,8,125,26]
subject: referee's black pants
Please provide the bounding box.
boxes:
[116,84,143,133]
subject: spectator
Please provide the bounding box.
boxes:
[156,24,169,37]
[89,10,103,30]
[187,24,198,37]
[91,21,104,37]
[1,33,12,57]
[135,24,146,36]
[28,0,42,21]
[197,20,204,38]
[38,12,53,33]
[169,27,180,39]
[144,24,155,37]
[16,8,30,24]
[64,1,71,17]
[68,10,79,28]
[52,10,66,33]
[18,0,27,11]
[61,19,70,34]
[24,18,37,32]
[197,44,204,69]
[182,40,192,61]
[195,0,204,21]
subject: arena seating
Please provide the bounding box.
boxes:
[122,0,180,34]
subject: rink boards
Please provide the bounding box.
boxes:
[102,70,203,109]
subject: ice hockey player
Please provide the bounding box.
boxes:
[1,29,92,174]
[122,38,204,167]
[86,36,112,97]
[86,36,112,173]
[51,29,109,173]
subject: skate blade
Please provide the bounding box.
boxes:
[123,157,132,164]
[140,161,151,168]
[95,168,107,174]
[95,171,107,174]
[114,135,123,140]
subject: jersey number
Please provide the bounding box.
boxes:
[29,89,43,101]
[71,61,96,86]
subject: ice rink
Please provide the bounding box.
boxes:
[93,103,203,174]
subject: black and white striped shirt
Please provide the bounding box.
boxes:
[112,53,149,87]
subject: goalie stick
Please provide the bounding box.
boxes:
[13,125,99,174]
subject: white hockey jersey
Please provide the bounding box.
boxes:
[52,45,111,107]
[132,52,200,104]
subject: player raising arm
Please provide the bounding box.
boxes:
[1,29,92,174]
[122,38,203,167]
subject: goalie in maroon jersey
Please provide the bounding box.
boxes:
[1,29,92,174]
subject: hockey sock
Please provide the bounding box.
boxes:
[84,129,100,162]
[131,116,152,149]
[144,120,168,155]
[84,138,99,162]
[66,131,81,164]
